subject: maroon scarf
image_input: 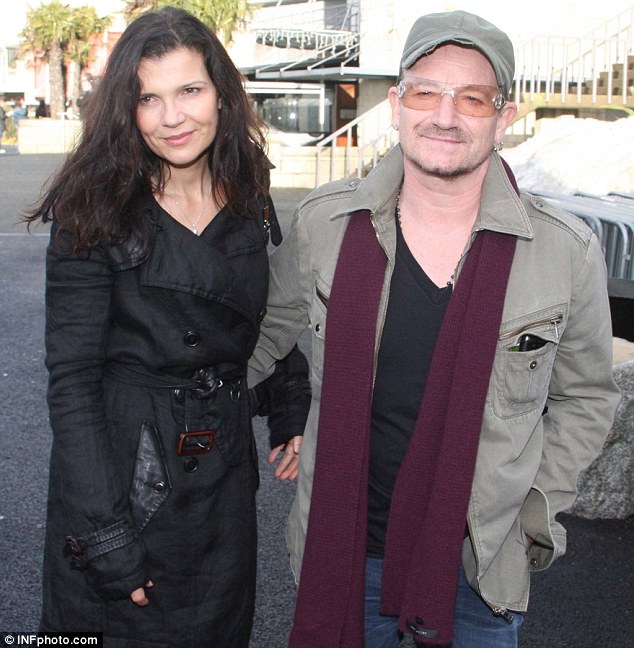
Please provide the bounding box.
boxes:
[289,205,517,646]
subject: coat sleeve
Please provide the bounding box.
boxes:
[249,343,311,448]
[45,226,148,599]
[523,233,620,568]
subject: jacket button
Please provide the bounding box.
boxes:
[529,360,538,370]
[173,388,185,402]
[184,331,201,347]
[153,481,166,493]
[315,323,321,332]
[184,457,199,473]
[530,557,538,566]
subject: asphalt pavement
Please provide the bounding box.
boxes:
[0,146,632,647]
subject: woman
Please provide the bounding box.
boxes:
[28,7,302,646]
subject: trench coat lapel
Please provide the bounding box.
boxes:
[139,203,264,326]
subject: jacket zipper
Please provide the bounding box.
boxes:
[370,213,392,382]
[468,521,517,625]
[492,607,515,624]
[499,314,563,342]
[315,286,328,307]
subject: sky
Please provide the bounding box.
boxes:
[433,0,634,44]
[0,0,126,42]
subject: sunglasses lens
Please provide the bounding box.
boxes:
[399,79,502,117]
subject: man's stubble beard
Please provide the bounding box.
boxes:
[402,126,492,180]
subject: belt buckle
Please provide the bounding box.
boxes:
[177,430,215,456]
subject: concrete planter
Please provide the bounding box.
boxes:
[17,118,82,155]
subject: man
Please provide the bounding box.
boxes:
[12,97,28,131]
[248,10,620,648]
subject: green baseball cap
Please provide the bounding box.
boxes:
[400,11,515,95]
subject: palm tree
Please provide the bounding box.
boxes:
[20,0,73,119]
[20,1,111,119]
[65,7,111,106]
[123,0,157,22]
[123,0,252,45]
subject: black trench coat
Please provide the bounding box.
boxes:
[40,197,271,647]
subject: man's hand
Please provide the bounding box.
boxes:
[268,436,302,480]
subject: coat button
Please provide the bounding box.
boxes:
[184,457,199,473]
[184,330,201,347]
[153,481,166,493]
[530,360,538,370]
[530,557,538,566]
[315,323,321,332]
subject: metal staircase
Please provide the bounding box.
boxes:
[315,99,398,185]
[511,5,634,139]
[252,0,360,75]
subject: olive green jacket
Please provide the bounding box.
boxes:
[248,145,620,615]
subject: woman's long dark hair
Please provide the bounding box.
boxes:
[25,6,270,250]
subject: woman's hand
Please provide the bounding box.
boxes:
[130,580,154,606]
[268,436,302,481]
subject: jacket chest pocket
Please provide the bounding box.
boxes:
[309,276,330,387]
[492,307,566,419]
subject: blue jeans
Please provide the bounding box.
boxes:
[364,557,524,648]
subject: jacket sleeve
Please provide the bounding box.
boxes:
[248,206,313,444]
[248,206,312,385]
[45,225,148,599]
[523,233,620,568]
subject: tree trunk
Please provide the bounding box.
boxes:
[72,62,82,109]
[48,42,65,119]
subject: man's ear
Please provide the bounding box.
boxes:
[496,101,518,139]
[388,85,401,130]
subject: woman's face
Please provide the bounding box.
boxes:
[136,47,220,170]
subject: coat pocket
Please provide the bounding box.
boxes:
[309,275,329,386]
[492,308,565,419]
[129,420,172,532]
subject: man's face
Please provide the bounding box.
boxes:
[389,44,517,180]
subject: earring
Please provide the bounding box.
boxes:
[218,98,222,110]
[492,142,503,152]
[393,124,399,131]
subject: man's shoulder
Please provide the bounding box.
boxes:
[298,177,362,216]
[520,191,595,247]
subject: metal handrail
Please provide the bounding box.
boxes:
[530,190,634,279]
[315,99,396,185]
[255,32,359,75]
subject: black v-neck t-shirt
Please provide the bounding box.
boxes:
[367,223,452,557]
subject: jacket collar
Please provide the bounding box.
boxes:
[334,145,534,241]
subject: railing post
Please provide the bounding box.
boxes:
[621,41,628,105]
[330,140,336,183]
